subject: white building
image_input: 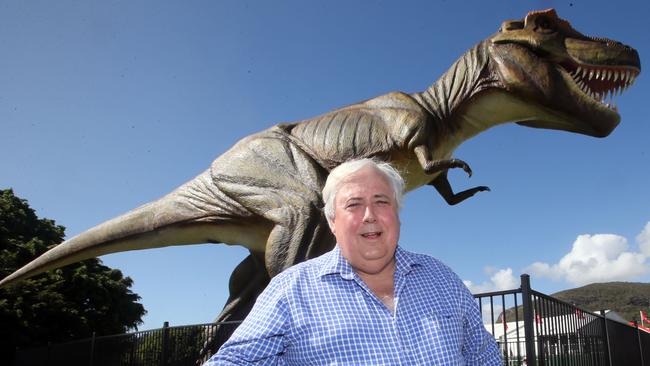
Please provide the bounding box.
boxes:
[484,310,628,361]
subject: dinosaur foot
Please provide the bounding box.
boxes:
[446,185,491,205]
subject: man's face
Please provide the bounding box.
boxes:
[328,166,400,276]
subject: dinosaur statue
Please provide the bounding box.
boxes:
[0,8,640,353]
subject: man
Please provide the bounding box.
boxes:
[206,158,501,365]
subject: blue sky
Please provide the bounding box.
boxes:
[1,0,648,331]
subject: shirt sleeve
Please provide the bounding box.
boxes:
[204,274,291,366]
[460,285,503,366]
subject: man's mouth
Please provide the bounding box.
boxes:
[361,232,382,239]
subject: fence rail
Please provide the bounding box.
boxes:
[476,274,650,366]
[13,274,650,366]
[13,321,241,366]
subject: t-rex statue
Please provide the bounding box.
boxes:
[0,8,641,353]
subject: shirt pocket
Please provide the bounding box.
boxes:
[419,309,464,353]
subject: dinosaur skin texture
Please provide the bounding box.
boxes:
[0,8,641,353]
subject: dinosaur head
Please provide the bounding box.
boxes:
[489,9,640,137]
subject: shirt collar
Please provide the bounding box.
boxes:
[318,245,422,279]
[394,246,421,277]
[318,246,355,279]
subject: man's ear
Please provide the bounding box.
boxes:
[327,217,336,234]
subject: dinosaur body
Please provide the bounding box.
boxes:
[0,9,640,352]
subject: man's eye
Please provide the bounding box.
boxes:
[376,200,389,205]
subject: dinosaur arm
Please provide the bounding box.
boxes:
[413,145,475,177]
[428,172,490,206]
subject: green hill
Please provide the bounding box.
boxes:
[499,282,650,323]
[551,282,650,322]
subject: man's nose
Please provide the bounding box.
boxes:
[363,206,376,223]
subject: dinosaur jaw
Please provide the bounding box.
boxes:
[491,41,640,138]
[562,36,641,110]
[515,61,639,138]
[558,58,639,121]
[559,63,639,112]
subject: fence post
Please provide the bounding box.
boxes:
[521,274,537,366]
[160,322,170,366]
[47,341,52,363]
[89,331,96,366]
[600,310,613,366]
[635,321,646,366]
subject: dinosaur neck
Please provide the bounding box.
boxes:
[413,41,560,144]
[412,40,498,138]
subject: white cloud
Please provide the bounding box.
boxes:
[526,262,562,281]
[466,221,650,294]
[526,223,650,286]
[638,222,650,256]
[464,267,518,294]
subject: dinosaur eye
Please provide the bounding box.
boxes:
[499,20,524,32]
[535,17,556,34]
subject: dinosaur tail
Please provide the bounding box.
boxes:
[0,169,253,288]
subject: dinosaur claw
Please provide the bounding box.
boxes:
[462,164,472,177]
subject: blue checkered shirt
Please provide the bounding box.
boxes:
[206,246,501,365]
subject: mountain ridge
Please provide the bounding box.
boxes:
[499,282,650,323]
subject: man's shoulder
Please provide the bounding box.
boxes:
[272,249,334,281]
[400,248,463,283]
[400,248,473,305]
[400,248,451,270]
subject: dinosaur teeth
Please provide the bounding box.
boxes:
[566,64,638,112]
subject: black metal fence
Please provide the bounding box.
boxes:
[12,321,241,366]
[13,274,650,366]
[476,274,650,365]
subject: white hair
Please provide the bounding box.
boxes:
[322,158,404,221]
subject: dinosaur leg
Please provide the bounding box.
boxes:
[428,172,490,205]
[213,129,336,274]
[264,202,334,276]
[218,252,269,324]
[199,209,333,358]
[217,171,335,276]
[199,253,270,360]
[206,129,335,348]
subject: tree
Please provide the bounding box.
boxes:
[0,189,146,364]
